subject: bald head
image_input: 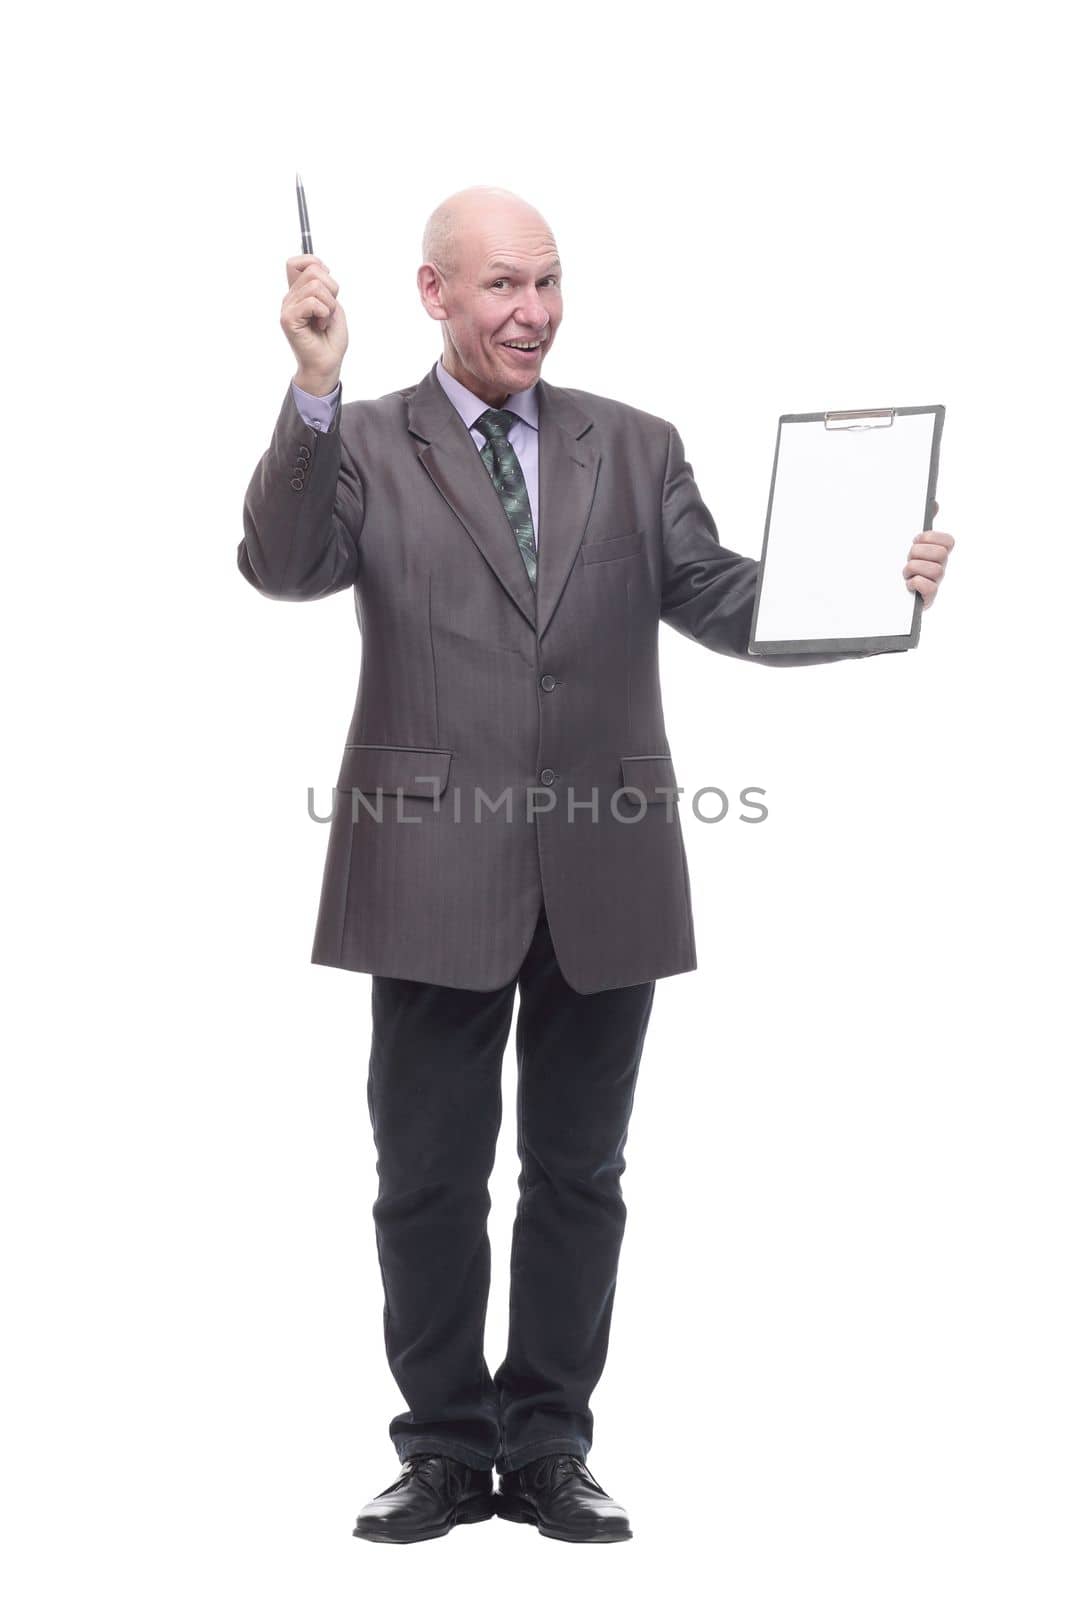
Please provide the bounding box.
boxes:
[417,185,563,407]
[421,186,554,279]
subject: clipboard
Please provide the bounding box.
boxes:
[748,404,946,656]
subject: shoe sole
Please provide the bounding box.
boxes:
[353,1493,496,1544]
[493,1491,633,1542]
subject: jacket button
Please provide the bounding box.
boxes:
[539,674,556,691]
[539,768,556,785]
[289,476,304,491]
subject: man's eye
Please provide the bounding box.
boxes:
[490,277,559,288]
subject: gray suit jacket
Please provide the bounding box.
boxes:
[239,364,880,992]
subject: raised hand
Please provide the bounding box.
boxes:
[280,254,349,395]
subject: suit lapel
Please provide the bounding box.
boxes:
[407,365,600,638]
[534,378,600,640]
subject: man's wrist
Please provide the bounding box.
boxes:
[293,371,342,398]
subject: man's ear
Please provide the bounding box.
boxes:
[417,262,449,322]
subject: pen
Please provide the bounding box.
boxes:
[296,172,313,255]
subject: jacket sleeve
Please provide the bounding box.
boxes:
[658,420,894,666]
[238,381,364,600]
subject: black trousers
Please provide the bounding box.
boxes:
[366,898,656,1474]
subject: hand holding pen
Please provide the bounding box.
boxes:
[281,173,348,395]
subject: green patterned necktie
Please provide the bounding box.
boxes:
[475,408,537,586]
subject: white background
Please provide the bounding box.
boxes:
[3,1,1064,1595]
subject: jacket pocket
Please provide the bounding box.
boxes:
[581,531,643,564]
[336,743,453,797]
[618,754,679,803]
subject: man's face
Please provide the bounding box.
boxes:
[424,211,563,405]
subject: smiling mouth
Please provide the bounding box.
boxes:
[501,338,546,353]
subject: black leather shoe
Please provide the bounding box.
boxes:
[495,1453,633,1542]
[353,1452,496,1543]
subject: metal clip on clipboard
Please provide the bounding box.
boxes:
[824,407,896,431]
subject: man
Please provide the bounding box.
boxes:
[238,186,953,1544]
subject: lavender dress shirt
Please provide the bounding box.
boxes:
[291,357,541,545]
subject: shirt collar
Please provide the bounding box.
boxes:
[435,356,540,433]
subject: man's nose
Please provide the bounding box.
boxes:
[514,288,550,329]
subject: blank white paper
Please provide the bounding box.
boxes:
[752,410,937,644]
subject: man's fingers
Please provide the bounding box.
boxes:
[904,557,945,581]
[918,529,954,551]
[903,523,953,607]
[301,296,333,324]
[905,573,938,607]
[284,282,339,325]
[295,267,338,295]
[908,540,951,564]
[285,254,333,288]
[292,282,337,314]
[287,268,338,300]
